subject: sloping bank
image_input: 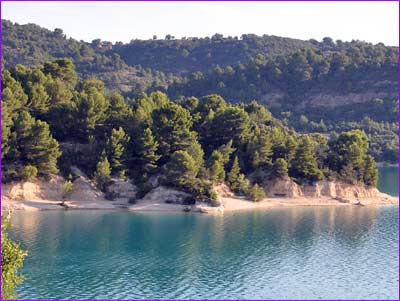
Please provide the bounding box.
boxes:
[1,175,397,213]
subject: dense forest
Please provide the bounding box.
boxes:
[2,20,398,164]
[2,59,379,203]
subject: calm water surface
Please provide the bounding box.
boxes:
[378,165,398,197]
[10,206,398,300]
[9,167,398,300]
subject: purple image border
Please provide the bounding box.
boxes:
[0,0,398,300]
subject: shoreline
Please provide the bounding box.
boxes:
[2,176,397,214]
[2,194,398,213]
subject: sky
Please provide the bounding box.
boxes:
[1,1,399,46]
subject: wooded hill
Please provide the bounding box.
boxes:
[2,20,398,163]
[2,60,379,204]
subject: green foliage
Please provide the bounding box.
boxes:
[3,110,61,180]
[228,156,241,187]
[62,180,74,200]
[328,130,373,183]
[152,101,196,161]
[94,154,111,191]
[43,58,78,87]
[1,57,383,199]
[134,127,161,178]
[290,137,323,184]
[20,165,38,181]
[363,155,378,186]
[207,150,226,183]
[106,127,130,177]
[105,92,133,129]
[248,184,266,202]
[73,78,109,140]
[217,140,235,164]
[3,20,397,165]
[207,106,251,149]
[272,158,289,179]
[2,214,27,300]
[164,150,199,189]
[227,157,250,194]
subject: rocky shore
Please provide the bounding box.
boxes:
[1,174,397,213]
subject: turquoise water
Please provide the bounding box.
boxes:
[8,167,399,299]
[378,165,398,197]
[10,206,398,300]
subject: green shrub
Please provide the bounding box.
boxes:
[61,180,73,201]
[2,214,27,299]
[20,165,38,181]
[248,184,266,202]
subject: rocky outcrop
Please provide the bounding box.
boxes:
[2,176,64,204]
[138,186,193,205]
[265,178,388,199]
[69,176,107,202]
[214,183,235,198]
[105,179,137,203]
[266,178,304,197]
[302,180,384,199]
[2,174,113,210]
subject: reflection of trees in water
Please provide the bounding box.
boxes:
[10,208,382,298]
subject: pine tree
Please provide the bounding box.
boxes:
[363,155,378,186]
[258,136,273,167]
[152,101,196,159]
[73,78,109,140]
[227,156,249,193]
[164,150,199,188]
[248,184,266,202]
[216,139,235,164]
[2,102,12,158]
[252,151,261,169]
[228,156,241,188]
[27,120,61,177]
[137,127,161,176]
[328,130,369,181]
[207,150,225,183]
[9,111,61,178]
[105,92,132,129]
[106,127,130,177]
[2,70,29,118]
[290,137,323,184]
[94,153,111,191]
[272,158,288,179]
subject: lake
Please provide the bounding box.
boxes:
[378,165,398,197]
[9,167,398,300]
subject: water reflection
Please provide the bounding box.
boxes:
[10,206,397,299]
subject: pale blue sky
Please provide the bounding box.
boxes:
[2,1,399,46]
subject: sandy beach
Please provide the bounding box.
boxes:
[2,190,397,213]
[1,176,397,213]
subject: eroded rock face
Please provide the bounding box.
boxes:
[105,179,137,203]
[214,183,235,198]
[69,177,107,202]
[266,178,384,199]
[2,175,64,203]
[266,178,303,197]
[139,186,193,205]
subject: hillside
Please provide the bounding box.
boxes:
[2,20,176,93]
[3,20,318,74]
[2,59,381,206]
[2,19,398,163]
